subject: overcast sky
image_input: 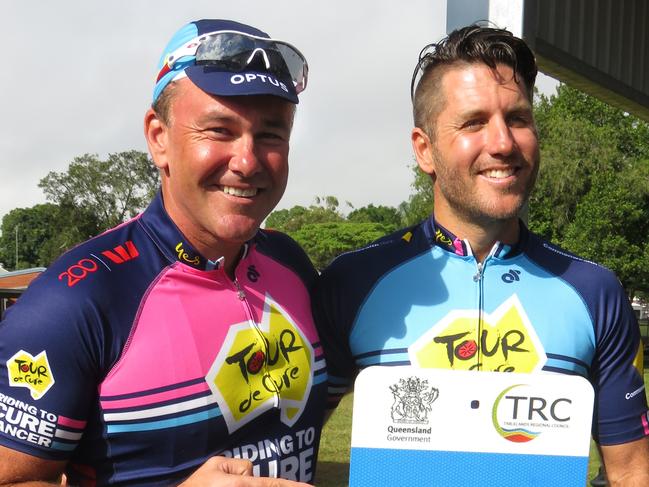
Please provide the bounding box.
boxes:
[2,1,556,222]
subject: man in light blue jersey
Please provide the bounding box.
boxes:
[313,24,649,485]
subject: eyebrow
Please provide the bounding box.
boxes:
[196,112,292,132]
[457,103,533,120]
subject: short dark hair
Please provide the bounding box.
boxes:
[412,24,538,138]
[151,82,179,126]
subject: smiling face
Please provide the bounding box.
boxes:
[412,63,539,238]
[145,78,294,264]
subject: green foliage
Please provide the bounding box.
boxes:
[561,167,649,296]
[529,84,649,294]
[291,221,392,269]
[266,197,400,270]
[39,151,159,231]
[0,204,100,269]
[266,203,343,233]
[399,163,433,226]
[347,204,401,230]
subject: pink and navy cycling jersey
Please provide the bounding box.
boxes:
[0,193,327,485]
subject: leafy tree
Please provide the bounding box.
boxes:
[561,167,649,298]
[530,85,649,242]
[347,204,402,232]
[399,163,433,226]
[267,198,401,269]
[39,151,159,230]
[529,84,649,295]
[290,221,392,269]
[0,204,100,269]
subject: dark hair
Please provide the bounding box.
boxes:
[412,24,538,138]
[151,82,179,126]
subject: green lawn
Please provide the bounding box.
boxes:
[315,371,649,487]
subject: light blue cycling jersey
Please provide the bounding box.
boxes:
[313,217,648,445]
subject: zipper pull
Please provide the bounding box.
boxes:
[473,262,483,282]
[234,279,246,300]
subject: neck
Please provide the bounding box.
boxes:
[434,210,520,262]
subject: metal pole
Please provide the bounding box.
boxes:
[14,225,18,269]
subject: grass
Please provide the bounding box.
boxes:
[314,371,649,487]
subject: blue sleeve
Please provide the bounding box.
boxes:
[590,277,648,445]
[0,260,103,459]
[311,261,358,410]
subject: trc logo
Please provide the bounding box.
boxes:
[501,269,521,283]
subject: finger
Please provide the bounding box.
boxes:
[238,477,313,487]
[206,456,254,476]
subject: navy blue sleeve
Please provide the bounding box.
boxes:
[0,253,105,459]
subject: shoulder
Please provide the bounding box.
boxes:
[254,229,317,284]
[5,217,170,332]
[318,222,431,293]
[522,231,625,302]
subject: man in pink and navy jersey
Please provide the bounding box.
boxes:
[0,19,326,486]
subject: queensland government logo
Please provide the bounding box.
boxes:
[492,384,573,443]
[206,294,313,433]
[390,376,439,423]
[7,350,55,400]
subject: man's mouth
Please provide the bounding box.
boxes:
[221,186,258,197]
[481,168,517,179]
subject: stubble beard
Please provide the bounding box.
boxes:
[432,148,538,228]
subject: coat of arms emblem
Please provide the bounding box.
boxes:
[389,376,439,424]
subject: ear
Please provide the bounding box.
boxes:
[144,108,169,170]
[411,127,436,177]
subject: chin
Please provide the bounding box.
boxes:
[215,217,264,243]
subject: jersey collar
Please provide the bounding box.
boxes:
[139,191,253,271]
[423,215,527,259]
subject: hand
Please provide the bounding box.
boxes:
[180,456,313,486]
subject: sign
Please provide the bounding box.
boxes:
[350,367,594,486]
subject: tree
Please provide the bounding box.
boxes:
[530,85,649,242]
[347,204,402,231]
[0,204,100,269]
[529,84,649,295]
[39,151,159,231]
[561,166,649,298]
[265,197,343,233]
[266,198,401,269]
[291,221,392,269]
[399,163,433,226]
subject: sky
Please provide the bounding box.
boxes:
[1,1,557,222]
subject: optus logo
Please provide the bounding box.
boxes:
[492,384,572,443]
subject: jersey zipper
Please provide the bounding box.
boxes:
[473,261,485,371]
[232,277,281,408]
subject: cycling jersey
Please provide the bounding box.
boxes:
[313,217,648,445]
[0,193,327,485]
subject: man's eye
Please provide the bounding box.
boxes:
[259,132,286,142]
[508,115,532,127]
[462,119,484,130]
[207,127,230,135]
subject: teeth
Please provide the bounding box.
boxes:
[483,169,515,179]
[222,186,258,197]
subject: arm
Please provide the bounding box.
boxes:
[0,446,66,486]
[600,437,649,487]
[179,456,312,486]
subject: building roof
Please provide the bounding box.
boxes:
[0,268,46,290]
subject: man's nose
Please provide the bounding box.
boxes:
[485,117,515,156]
[228,138,262,177]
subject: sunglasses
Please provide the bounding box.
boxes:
[410,43,437,101]
[158,30,308,94]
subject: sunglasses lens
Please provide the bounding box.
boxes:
[195,33,307,93]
